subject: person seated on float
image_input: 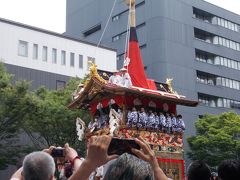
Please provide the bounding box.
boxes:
[173,114,185,133]
[159,112,166,132]
[147,110,156,131]
[154,112,160,131]
[131,107,138,128]
[108,71,122,86]
[165,113,172,134]
[170,113,177,133]
[127,109,132,128]
[127,107,138,128]
[68,135,170,180]
[119,67,132,88]
[137,107,148,129]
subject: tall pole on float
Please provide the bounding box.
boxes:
[124,0,136,27]
[123,0,136,70]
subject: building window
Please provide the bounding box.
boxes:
[193,7,213,23]
[33,44,38,59]
[195,28,240,51]
[140,44,147,49]
[112,35,120,42]
[197,70,240,90]
[195,49,240,70]
[52,48,57,64]
[112,15,120,22]
[198,93,240,110]
[79,55,83,69]
[18,40,28,57]
[56,80,66,90]
[42,46,48,61]
[61,50,66,65]
[215,16,239,32]
[70,52,75,67]
[87,56,95,69]
[83,24,101,37]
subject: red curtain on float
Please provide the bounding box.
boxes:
[157,158,185,180]
[125,27,149,89]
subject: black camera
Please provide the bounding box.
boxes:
[51,148,65,157]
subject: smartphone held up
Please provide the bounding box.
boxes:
[108,137,140,156]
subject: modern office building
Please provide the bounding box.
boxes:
[0,17,117,90]
[65,0,240,142]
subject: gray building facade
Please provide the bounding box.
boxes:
[65,0,240,159]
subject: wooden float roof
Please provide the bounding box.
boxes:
[68,75,198,110]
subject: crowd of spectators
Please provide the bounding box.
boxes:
[10,135,240,180]
[186,159,240,180]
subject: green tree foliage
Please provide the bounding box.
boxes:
[0,63,33,169]
[0,62,90,169]
[187,112,240,166]
[22,77,90,154]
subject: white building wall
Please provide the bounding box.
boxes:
[0,20,117,79]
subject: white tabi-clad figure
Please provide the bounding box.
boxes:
[147,111,156,129]
[165,113,172,134]
[154,112,160,131]
[76,117,86,141]
[173,114,185,133]
[109,109,120,136]
[137,107,148,128]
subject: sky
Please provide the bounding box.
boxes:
[0,0,239,34]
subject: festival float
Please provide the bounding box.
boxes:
[68,0,198,179]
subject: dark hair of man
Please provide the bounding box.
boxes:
[217,159,240,180]
[187,160,211,180]
[104,153,153,180]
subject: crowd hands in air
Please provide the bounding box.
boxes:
[11,135,240,180]
[10,135,170,180]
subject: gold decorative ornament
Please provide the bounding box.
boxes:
[166,78,175,94]
[88,61,107,84]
